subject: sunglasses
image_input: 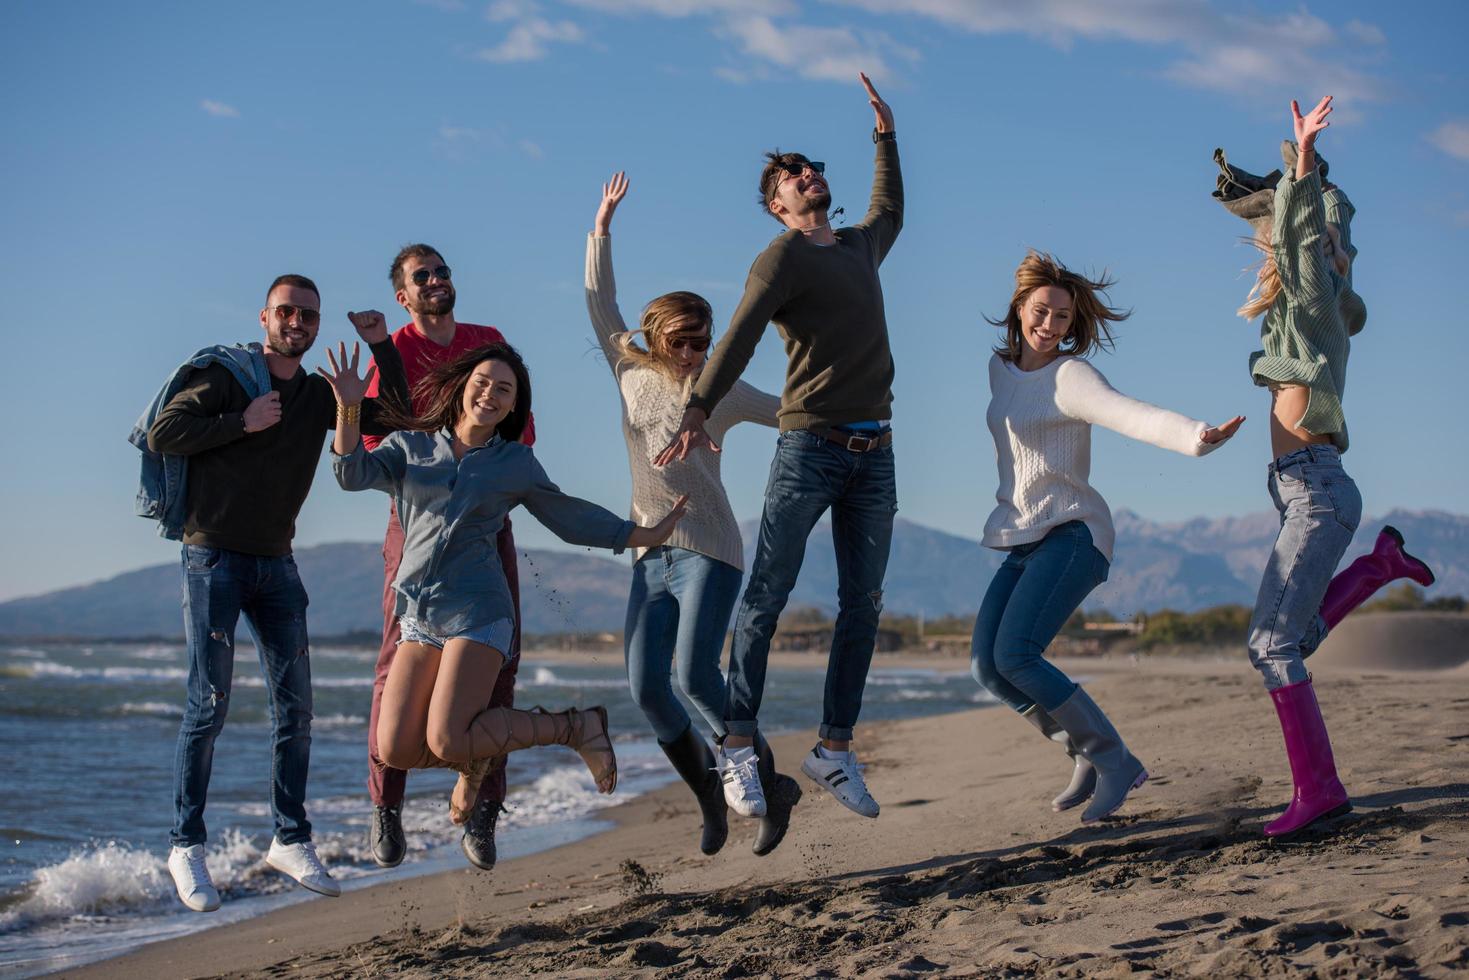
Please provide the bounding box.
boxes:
[777,160,825,178]
[665,335,711,353]
[269,304,321,326]
[410,265,453,286]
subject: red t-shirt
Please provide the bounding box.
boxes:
[364,321,535,449]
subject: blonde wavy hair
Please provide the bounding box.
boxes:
[988,251,1127,362]
[612,291,714,381]
[1238,224,1349,320]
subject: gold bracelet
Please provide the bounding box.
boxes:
[337,402,361,425]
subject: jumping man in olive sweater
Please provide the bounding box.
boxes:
[658,73,902,827]
[148,274,408,913]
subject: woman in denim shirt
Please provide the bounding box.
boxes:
[1229,97,1433,837]
[325,341,686,823]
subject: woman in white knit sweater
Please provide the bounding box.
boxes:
[974,252,1243,823]
[585,173,801,857]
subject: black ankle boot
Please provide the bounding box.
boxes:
[659,725,728,855]
[753,734,801,856]
[461,800,504,870]
[369,803,406,868]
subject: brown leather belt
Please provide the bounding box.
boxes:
[811,427,893,452]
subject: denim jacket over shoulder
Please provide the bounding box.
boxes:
[130,343,271,540]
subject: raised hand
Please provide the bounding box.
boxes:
[627,495,689,549]
[243,391,282,433]
[594,171,630,236]
[318,340,377,407]
[1292,96,1332,149]
[653,408,719,467]
[859,72,893,133]
[346,309,389,345]
[1201,415,1246,445]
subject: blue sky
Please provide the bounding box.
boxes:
[2,1,1466,602]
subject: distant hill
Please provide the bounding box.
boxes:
[0,510,1464,640]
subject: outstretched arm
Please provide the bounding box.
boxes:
[857,71,903,261]
[1274,96,1338,315]
[1055,360,1243,457]
[586,172,634,367]
[519,455,684,551]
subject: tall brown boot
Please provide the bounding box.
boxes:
[467,705,617,794]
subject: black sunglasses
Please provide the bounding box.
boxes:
[410,265,453,286]
[666,335,711,353]
[268,304,321,326]
[777,160,825,178]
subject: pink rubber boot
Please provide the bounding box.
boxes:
[1263,679,1351,837]
[1320,526,1435,630]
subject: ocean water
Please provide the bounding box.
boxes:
[0,641,995,977]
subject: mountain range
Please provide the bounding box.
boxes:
[1,510,1463,639]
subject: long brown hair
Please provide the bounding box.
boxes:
[377,342,532,442]
[987,251,1127,362]
[1238,225,1349,320]
[612,291,713,382]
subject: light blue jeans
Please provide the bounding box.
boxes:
[1248,445,1362,690]
[624,547,743,744]
[970,521,1110,714]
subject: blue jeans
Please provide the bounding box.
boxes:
[172,545,314,847]
[1248,445,1362,690]
[624,547,743,744]
[970,521,1110,714]
[725,429,898,741]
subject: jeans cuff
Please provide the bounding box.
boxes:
[1256,657,1310,692]
[724,719,758,738]
[818,723,854,741]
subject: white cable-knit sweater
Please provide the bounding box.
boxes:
[983,354,1220,562]
[586,234,781,569]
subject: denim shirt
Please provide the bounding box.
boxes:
[334,430,635,635]
[129,343,271,540]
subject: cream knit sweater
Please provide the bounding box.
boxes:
[586,234,780,569]
[983,354,1220,562]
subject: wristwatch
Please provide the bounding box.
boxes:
[872,129,896,143]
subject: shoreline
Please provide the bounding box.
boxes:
[66,649,1469,978]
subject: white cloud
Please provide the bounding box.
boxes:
[200,99,239,118]
[1428,120,1469,163]
[518,138,545,158]
[1344,19,1386,45]
[479,0,585,62]
[718,16,910,83]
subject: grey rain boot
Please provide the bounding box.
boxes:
[659,725,729,856]
[1021,704,1097,812]
[1049,687,1148,824]
[753,733,802,856]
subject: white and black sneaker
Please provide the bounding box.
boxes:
[717,745,767,817]
[266,838,340,897]
[168,844,221,912]
[800,744,879,818]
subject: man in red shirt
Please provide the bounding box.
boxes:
[363,243,535,870]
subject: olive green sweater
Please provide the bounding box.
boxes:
[688,139,903,431]
[1250,168,1364,452]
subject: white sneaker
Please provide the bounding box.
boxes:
[265,838,340,897]
[168,844,221,912]
[800,744,880,818]
[717,745,767,817]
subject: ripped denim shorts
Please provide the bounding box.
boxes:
[399,616,517,660]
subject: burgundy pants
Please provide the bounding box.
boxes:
[367,505,522,808]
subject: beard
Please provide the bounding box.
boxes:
[267,327,314,358]
[796,186,832,215]
[411,285,456,317]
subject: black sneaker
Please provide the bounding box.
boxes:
[369,803,406,868]
[462,801,504,870]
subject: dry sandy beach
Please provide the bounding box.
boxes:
[68,613,1469,978]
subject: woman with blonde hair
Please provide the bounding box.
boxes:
[585,173,799,856]
[1216,96,1434,837]
[973,252,1243,823]
[325,341,687,825]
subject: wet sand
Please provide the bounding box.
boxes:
[70,615,1469,978]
